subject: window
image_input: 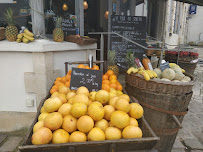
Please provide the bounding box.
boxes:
[0,0,31,31]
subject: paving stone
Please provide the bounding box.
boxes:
[0,136,23,152]
[192,131,203,144]
[184,138,203,150]
[173,137,186,149]
[191,150,203,152]
[0,134,7,145]
[171,148,186,152]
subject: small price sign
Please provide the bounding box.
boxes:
[70,68,102,92]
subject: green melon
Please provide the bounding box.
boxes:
[153,68,162,78]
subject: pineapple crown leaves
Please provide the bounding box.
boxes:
[4,8,15,26]
[125,50,137,68]
[108,50,117,66]
[55,17,63,28]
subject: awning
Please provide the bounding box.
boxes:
[175,0,203,6]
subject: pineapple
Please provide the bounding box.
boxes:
[53,17,64,42]
[107,50,119,77]
[125,50,137,68]
[4,8,18,41]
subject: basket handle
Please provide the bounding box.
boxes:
[171,115,183,129]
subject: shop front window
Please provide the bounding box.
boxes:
[44,0,80,37]
[0,0,31,31]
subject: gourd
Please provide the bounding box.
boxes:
[182,76,191,82]
[171,66,182,74]
[162,68,175,80]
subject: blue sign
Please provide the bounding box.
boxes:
[189,5,197,14]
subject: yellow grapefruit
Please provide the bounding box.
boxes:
[33,121,44,133]
[109,96,119,107]
[115,98,130,113]
[58,103,72,117]
[44,112,63,131]
[129,117,138,127]
[89,91,97,101]
[77,116,94,133]
[69,131,87,142]
[72,94,89,106]
[71,102,87,118]
[118,94,130,102]
[66,92,76,100]
[105,127,122,140]
[87,127,105,141]
[31,127,52,145]
[76,86,89,96]
[122,125,142,139]
[104,105,115,120]
[62,115,77,133]
[88,102,105,121]
[95,90,110,104]
[43,97,63,113]
[129,103,144,119]
[52,129,69,144]
[110,110,130,129]
[95,119,109,131]
[38,112,49,121]
[56,93,67,104]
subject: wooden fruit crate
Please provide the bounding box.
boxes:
[65,35,97,45]
[0,27,6,41]
[18,93,159,152]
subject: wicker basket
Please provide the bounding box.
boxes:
[0,27,6,41]
[125,73,194,96]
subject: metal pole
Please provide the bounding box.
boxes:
[108,0,113,51]
[100,34,104,72]
[79,0,84,36]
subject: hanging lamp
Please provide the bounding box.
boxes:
[83,1,88,10]
[62,3,68,11]
[104,11,109,19]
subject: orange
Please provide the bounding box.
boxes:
[102,84,110,92]
[65,81,70,88]
[85,66,90,69]
[117,84,123,91]
[102,75,108,80]
[55,81,64,86]
[116,81,121,85]
[61,77,66,83]
[50,88,57,94]
[65,74,71,81]
[102,80,110,85]
[109,75,117,80]
[110,83,117,89]
[56,77,62,81]
[52,85,58,90]
[110,79,117,84]
[77,64,85,69]
[68,70,72,75]
[106,70,114,76]
[91,65,99,70]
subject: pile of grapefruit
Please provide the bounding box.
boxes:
[32,86,144,145]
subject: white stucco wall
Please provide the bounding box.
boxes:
[187,6,203,43]
[0,40,97,112]
[0,52,36,112]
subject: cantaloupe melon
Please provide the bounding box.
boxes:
[162,68,175,80]
[174,73,185,81]
[153,68,162,78]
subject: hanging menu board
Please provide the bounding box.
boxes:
[53,17,76,36]
[70,68,102,92]
[110,15,147,70]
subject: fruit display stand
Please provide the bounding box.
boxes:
[125,72,194,152]
[18,61,160,152]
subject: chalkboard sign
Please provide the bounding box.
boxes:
[53,17,76,36]
[70,68,102,92]
[110,15,147,70]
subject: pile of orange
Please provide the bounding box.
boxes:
[50,64,100,94]
[102,70,123,92]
